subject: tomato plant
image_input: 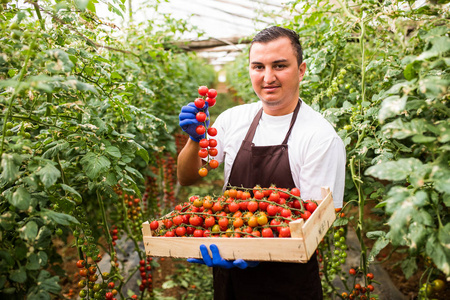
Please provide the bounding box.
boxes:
[226,0,449,297]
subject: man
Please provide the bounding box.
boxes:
[177,26,346,299]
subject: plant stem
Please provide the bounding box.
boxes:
[0,34,36,157]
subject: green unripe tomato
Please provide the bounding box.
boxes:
[345,84,351,89]
[6,122,13,129]
[9,22,20,30]
[79,289,87,298]
[55,228,63,236]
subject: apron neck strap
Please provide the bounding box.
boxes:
[243,100,302,145]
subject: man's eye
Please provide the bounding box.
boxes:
[253,65,264,70]
[275,64,286,69]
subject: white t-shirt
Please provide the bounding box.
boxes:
[212,101,346,208]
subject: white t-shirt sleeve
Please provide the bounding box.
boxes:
[298,136,346,208]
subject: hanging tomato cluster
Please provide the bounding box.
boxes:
[195,85,219,177]
[149,186,319,238]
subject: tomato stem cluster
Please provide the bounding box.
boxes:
[149,186,319,239]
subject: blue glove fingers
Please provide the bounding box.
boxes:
[187,258,205,265]
[233,259,260,269]
[179,118,198,127]
[210,244,234,269]
[199,244,214,267]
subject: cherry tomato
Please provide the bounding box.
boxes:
[233,217,244,228]
[206,97,216,107]
[204,216,215,228]
[209,159,219,169]
[198,148,208,158]
[349,268,357,275]
[267,204,278,216]
[207,89,217,98]
[207,127,217,136]
[175,226,186,236]
[208,147,218,156]
[432,279,445,292]
[247,216,259,228]
[198,167,208,177]
[208,139,217,147]
[196,125,206,135]
[269,192,280,203]
[305,200,318,214]
[194,98,205,108]
[279,227,291,237]
[257,214,268,226]
[366,272,374,280]
[300,210,311,220]
[150,220,159,230]
[199,138,209,148]
[247,201,258,212]
[290,187,301,197]
[261,227,274,238]
[196,112,207,122]
[76,260,85,268]
[198,86,208,96]
[193,229,204,237]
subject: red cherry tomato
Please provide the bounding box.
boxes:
[198,148,208,158]
[196,112,207,122]
[208,147,218,156]
[208,139,217,147]
[198,86,208,96]
[150,220,159,230]
[199,138,209,148]
[194,98,205,108]
[196,125,206,135]
[261,227,274,238]
[279,227,291,237]
[206,97,216,107]
[207,89,217,98]
[290,187,301,197]
[209,159,219,169]
[207,127,217,136]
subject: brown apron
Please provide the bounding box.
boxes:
[213,100,323,300]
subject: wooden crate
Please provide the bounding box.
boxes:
[142,187,335,263]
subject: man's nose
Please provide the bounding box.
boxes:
[264,68,276,83]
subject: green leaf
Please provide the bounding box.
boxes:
[332,217,348,227]
[60,184,82,203]
[1,153,21,182]
[36,226,52,249]
[431,165,450,194]
[426,230,450,276]
[38,251,48,267]
[42,141,69,159]
[80,152,111,180]
[40,209,80,226]
[10,186,31,210]
[417,36,450,60]
[28,290,51,300]
[365,158,422,181]
[368,235,390,263]
[10,266,27,283]
[21,221,38,241]
[401,257,417,279]
[136,148,149,163]
[36,163,61,188]
[378,95,407,122]
[37,270,61,294]
[411,134,436,143]
[105,146,121,158]
[26,253,40,270]
[404,63,418,80]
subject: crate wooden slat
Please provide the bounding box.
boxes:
[142,186,335,263]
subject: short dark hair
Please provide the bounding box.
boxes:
[250,26,303,66]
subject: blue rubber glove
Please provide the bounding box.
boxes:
[179,102,210,142]
[187,244,260,269]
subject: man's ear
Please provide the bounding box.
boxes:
[298,62,307,82]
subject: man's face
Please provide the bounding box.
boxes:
[249,37,306,116]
